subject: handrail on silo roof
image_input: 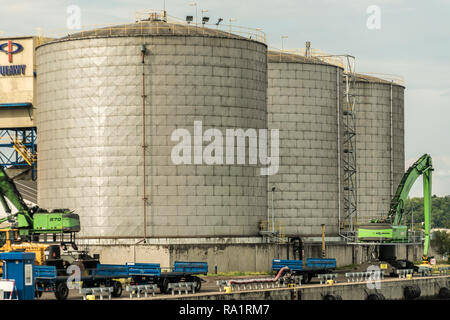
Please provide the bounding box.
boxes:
[36,10,266,45]
[270,46,405,86]
[268,47,347,68]
[356,72,405,86]
[163,12,266,43]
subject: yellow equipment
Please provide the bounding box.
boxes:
[0,228,51,276]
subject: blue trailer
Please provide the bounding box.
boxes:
[34,265,58,298]
[159,261,208,293]
[34,261,208,300]
[272,258,336,283]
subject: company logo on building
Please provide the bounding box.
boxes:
[0,40,26,76]
[0,41,23,63]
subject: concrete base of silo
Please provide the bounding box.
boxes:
[78,237,424,272]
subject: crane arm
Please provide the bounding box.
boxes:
[422,160,432,259]
[0,193,11,214]
[388,154,433,225]
[0,166,33,228]
[387,154,433,260]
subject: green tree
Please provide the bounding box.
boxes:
[431,231,450,256]
[403,195,450,229]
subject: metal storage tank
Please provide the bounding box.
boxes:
[353,74,405,222]
[36,14,268,239]
[267,50,343,237]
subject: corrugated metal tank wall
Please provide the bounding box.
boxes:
[267,52,343,237]
[36,23,268,238]
[354,77,405,221]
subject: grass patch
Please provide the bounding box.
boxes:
[335,264,359,270]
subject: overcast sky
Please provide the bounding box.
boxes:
[1,0,449,197]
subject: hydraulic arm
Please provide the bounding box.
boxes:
[358,154,433,261]
[387,154,433,226]
[388,154,433,258]
[0,166,81,237]
[0,166,34,229]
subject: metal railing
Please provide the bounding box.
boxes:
[340,215,425,244]
[268,47,404,87]
[345,270,385,282]
[126,284,158,298]
[355,72,405,86]
[80,287,112,300]
[318,273,338,284]
[167,282,197,295]
[268,47,345,68]
[36,10,266,46]
[259,219,287,243]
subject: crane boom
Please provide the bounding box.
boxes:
[0,166,33,229]
[0,166,81,236]
[388,154,433,258]
[358,154,433,261]
[388,154,433,226]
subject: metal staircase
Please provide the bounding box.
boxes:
[12,139,37,166]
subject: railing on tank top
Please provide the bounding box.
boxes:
[36,12,266,46]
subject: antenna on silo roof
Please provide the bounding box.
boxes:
[306,41,311,58]
[163,0,168,20]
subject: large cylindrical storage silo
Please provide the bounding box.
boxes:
[36,19,268,239]
[267,51,343,237]
[353,74,405,221]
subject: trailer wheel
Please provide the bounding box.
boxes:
[55,282,69,300]
[367,293,385,300]
[160,278,170,294]
[305,273,313,283]
[35,290,43,299]
[112,281,123,298]
[438,287,450,299]
[194,277,202,292]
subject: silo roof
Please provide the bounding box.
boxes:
[56,20,265,44]
[353,73,405,87]
[267,50,339,67]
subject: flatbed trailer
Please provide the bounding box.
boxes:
[272,258,336,283]
[34,261,208,300]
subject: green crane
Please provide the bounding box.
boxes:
[358,154,433,261]
[0,166,80,239]
[0,166,35,231]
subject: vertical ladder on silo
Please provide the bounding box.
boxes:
[341,56,358,241]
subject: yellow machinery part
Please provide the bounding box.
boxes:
[0,229,50,275]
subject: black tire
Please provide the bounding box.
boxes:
[55,282,69,300]
[404,286,421,300]
[160,278,170,294]
[35,290,43,299]
[323,294,340,300]
[194,277,202,292]
[112,281,123,298]
[306,273,313,284]
[438,287,450,299]
[367,293,385,300]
